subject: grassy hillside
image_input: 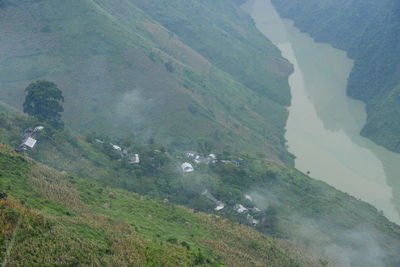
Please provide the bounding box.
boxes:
[0,0,293,162]
[270,0,400,152]
[0,142,321,266]
[2,113,400,266]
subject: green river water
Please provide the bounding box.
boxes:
[243,0,400,224]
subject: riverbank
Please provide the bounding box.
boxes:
[243,0,400,223]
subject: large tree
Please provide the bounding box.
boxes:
[23,80,64,127]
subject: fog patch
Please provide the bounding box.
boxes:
[114,90,147,122]
[246,186,397,266]
[248,188,279,210]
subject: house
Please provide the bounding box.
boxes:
[215,202,225,211]
[208,154,216,160]
[244,194,253,202]
[20,137,37,151]
[186,152,197,158]
[112,144,122,152]
[34,126,44,132]
[181,162,194,173]
[247,214,259,226]
[129,154,140,164]
[194,155,202,164]
[235,204,248,213]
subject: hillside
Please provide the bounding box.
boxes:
[2,113,400,266]
[0,0,293,162]
[0,142,323,266]
[270,0,400,152]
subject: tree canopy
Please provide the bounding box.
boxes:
[23,80,64,127]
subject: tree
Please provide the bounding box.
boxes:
[23,80,64,127]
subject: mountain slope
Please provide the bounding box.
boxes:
[0,0,293,162]
[0,142,319,266]
[270,0,400,152]
[2,113,400,266]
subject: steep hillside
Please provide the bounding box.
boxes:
[0,0,293,162]
[270,0,400,152]
[2,113,400,266]
[0,143,319,266]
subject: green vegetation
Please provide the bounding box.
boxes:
[271,0,400,152]
[23,80,64,128]
[0,142,318,266]
[1,0,400,265]
[0,0,293,162]
[2,113,400,266]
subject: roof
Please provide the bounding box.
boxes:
[236,204,248,213]
[215,202,225,211]
[112,145,122,151]
[24,137,37,148]
[181,162,194,172]
[34,126,44,132]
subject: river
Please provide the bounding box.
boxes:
[243,0,400,224]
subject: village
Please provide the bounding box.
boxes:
[18,126,261,227]
[181,151,261,226]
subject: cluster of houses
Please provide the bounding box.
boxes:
[19,126,44,151]
[200,189,261,225]
[233,194,262,226]
[181,151,240,173]
[96,139,140,164]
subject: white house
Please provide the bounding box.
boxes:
[128,153,140,164]
[181,162,194,173]
[244,194,253,202]
[133,154,140,164]
[34,126,44,132]
[22,137,37,150]
[235,204,248,213]
[112,144,122,151]
[215,202,225,211]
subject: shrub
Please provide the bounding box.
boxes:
[0,192,7,199]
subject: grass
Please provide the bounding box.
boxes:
[0,142,318,266]
[0,0,293,162]
[2,114,400,265]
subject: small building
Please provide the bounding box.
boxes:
[208,154,216,160]
[34,126,44,132]
[134,154,140,164]
[235,204,248,213]
[244,194,253,202]
[181,162,194,173]
[186,152,197,158]
[194,155,201,164]
[112,144,122,152]
[247,214,259,226]
[128,153,140,164]
[215,202,225,211]
[252,207,261,212]
[20,137,37,151]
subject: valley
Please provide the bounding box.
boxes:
[1,0,400,266]
[244,0,400,223]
